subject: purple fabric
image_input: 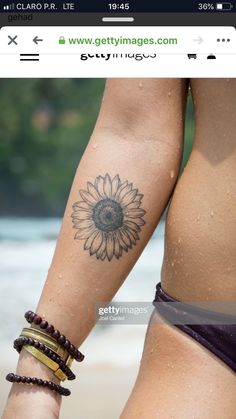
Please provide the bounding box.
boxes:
[153,283,236,373]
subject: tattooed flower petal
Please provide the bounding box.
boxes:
[125,208,146,218]
[117,182,132,201]
[90,231,103,255]
[87,182,101,201]
[113,233,120,258]
[75,226,96,240]
[95,176,106,198]
[120,228,132,249]
[84,230,99,251]
[134,193,144,202]
[96,233,107,259]
[104,173,112,198]
[72,211,92,221]
[120,189,138,206]
[124,201,141,210]
[124,228,136,245]
[73,201,92,211]
[123,220,141,233]
[79,190,97,205]
[111,175,120,196]
[106,233,114,261]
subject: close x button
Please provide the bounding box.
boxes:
[20,54,40,62]
[8,35,18,45]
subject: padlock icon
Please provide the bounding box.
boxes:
[59,36,66,45]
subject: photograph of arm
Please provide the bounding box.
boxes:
[2,78,189,419]
[35,78,189,347]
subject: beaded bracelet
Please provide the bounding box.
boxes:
[6,372,70,396]
[24,311,84,362]
[14,336,76,381]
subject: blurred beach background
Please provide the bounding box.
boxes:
[0,79,194,418]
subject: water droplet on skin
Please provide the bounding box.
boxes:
[150,348,154,354]
[171,261,175,267]
[210,210,214,217]
[138,81,143,89]
[178,237,181,244]
[197,215,201,221]
[158,159,161,165]
[170,170,175,178]
[92,143,97,149]
[58,274,63,279]
[167,91,172,97]
[227,189,230,195]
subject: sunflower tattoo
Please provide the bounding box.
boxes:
[71,174,146,261]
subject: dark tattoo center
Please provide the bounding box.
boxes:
[92,199,123,232]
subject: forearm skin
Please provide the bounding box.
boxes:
[36,129,183,347]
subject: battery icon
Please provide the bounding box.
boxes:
[216,3,233,10]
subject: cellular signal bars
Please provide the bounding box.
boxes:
[3,4,15,11]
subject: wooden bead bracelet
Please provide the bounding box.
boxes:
[14,336,76,381]
[6,372,70,396]
[24,311,84,362]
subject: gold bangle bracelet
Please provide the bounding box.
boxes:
[20,327,74,368]
[23,345,68,381]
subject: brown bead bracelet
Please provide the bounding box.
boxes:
[6,372,70,396]
[24,311,84,362]
[14,336,76,381]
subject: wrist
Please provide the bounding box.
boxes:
[3,349,62,419]
[16,347,61,384]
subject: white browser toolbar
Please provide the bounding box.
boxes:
[0,26,235,77]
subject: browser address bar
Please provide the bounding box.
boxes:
[0,26,235,77]
[0,26,235,53]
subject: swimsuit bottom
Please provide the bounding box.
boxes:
[153,283,236,373]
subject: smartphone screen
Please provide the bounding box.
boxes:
[1,2,236,418]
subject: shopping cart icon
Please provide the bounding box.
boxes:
[188,54,197,59]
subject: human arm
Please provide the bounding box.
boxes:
[2,78,188,418]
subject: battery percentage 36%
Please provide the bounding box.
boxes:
[198,3,215,10]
